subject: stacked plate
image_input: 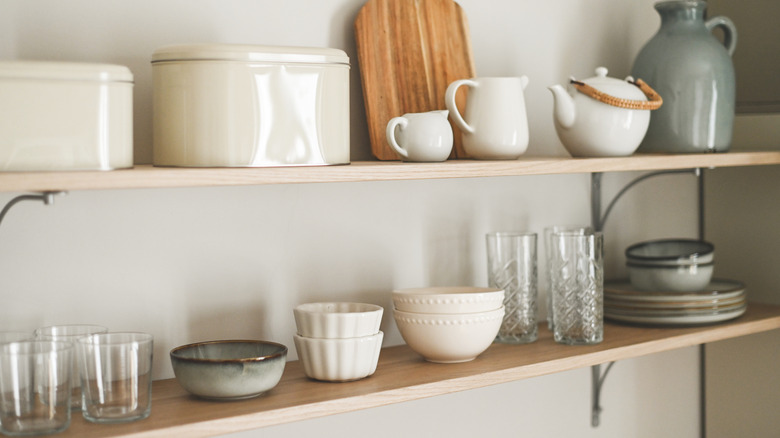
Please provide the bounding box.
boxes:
[604,279,747,326]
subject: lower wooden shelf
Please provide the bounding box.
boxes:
[63,302,780,438]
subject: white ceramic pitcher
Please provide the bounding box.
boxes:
[386,110,453,162]
[445,76,530,160]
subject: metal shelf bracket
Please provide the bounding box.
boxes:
[588,168,701,427]
[0,191,67,229]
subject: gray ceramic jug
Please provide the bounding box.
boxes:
[631,1,737,153]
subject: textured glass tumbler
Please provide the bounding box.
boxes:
[543,226,594,330]
[486,232,538,344]
[35,324,108,411]
[550,231,604,345]
[0,341,73,436]
[78,332,153,424]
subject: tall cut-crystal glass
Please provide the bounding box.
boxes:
[544,226,594,330]
[486,231,538,344]
[550,231,604,345]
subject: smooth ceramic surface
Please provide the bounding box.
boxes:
[293,302,383,339]
[386,110,453,162]
[170,340,287,400]
[604,279,745,302]
[0,61,133,171]
[632,1,737,153]
[293,332,383,382]
[605,305,746,326]
[152,44,350,167]
[627,262,714,292]
[392,286,504,314]
[549,67,651,157]
[393,307,504,363]
[445,77,529,160]
[625,239,714,265]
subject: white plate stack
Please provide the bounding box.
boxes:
[604,279,747,326]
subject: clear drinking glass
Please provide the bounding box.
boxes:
[0,340,73,436]
[543,226,594,330]
[78,332,153,424]
[486,231,538,344]
[550,230,604,345]
[34,324,108,411]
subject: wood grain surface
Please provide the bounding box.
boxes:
[2,151,779,193]
[56,303,780,437]
[355,0,476,160]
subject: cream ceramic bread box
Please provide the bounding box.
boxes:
[151,44,350,167]
[0,61,134,171]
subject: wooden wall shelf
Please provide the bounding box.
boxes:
[60,303,780,438]
[1,151,779,193]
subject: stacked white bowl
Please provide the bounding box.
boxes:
[392,287,505,363]
[293,302,383,382]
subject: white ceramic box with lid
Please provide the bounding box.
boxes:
[151,44,350,167]
[0,61,134,171]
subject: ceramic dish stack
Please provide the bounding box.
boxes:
[293,302,383,382]
[392,287,504,363]
[605,239,747,326]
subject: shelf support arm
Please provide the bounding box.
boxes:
[589,168,700,428]
[0,191,67,229]
[591,361,615,427]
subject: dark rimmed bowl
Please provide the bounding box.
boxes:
[170,340,287,400]
[625,239,714,265]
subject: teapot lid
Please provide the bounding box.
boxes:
[575,67,646,101]
[571,66,663,110]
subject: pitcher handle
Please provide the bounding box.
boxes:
[445,79,476,134]
[386,116,410,159]
[705,16,737,57]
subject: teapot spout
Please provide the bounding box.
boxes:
[548,84,576,129]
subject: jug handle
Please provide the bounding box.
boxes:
[386,116,410,159]
[705,16,737,56]
[445,79,476,134]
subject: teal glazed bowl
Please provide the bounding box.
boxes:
[170,340,287,400]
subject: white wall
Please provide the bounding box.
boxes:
[1,1,706,436]
[704,115,780,438]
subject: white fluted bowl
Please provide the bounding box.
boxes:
[294,331,383,382]
[392,287,504,314]
[294,302,383,339]
[393,307,504,363]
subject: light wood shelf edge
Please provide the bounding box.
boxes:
[62,302,780,438]
[1,150,779,193]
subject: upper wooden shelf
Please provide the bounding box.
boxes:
[59,302,780,438]
[1,150,779,193]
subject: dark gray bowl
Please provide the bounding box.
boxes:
[170,340,287,400]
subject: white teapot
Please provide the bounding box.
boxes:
[548,67,662,157]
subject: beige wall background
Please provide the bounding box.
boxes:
[2,1,775,436]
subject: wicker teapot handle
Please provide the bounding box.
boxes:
[570,78,663,110]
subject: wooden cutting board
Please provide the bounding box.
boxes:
[355,0,476,160]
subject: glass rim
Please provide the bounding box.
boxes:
[486,231,537,238]
[77,332,153,346]
[0,339,74,355]
[552,230,603,237]
[34,324,109,338]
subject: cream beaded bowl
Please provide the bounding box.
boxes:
[393,307,504,363]
[392,287,504,314]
